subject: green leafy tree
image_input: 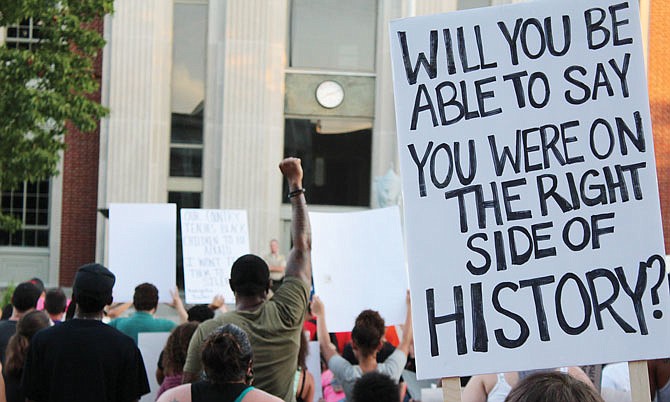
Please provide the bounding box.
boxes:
[1,283,15,310]
[0,0,113,231]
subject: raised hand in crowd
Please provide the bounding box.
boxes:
[208,294,228,314]
[168,288,188,323]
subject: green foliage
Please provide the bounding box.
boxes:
[0,0,113,231]
[1,283,15,309]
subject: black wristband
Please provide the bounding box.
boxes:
[288,188,306,199]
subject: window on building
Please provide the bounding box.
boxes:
[170,1,207,285]
[286,1,377,208]
[0,181,50,247]
[169,2,206,181]
[2,19,49,247]
[290,0,377,72]
[5,18,42,50]
[170,103,204,178]
[284,118,371,206]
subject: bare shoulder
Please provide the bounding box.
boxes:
[462,374,497,402]
[567,366,595,387]
[244,388,284,402]
[156,384,191,402]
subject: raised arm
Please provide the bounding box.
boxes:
[279,157,312,285]
[397,290,413,355]
[105,302,132,319]
[168,288,188,323]
[311,295,337,363]
[208,295,228,314]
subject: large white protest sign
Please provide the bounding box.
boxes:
[109,204,176,303]
[311,206,408,332]
[390,0,670,379]
[307,341,323,402]
[138,332,171,402]
[181,209,249,303]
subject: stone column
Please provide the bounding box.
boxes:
[203,0,288,255]
[371,0,459,209]
[97,0,174,262]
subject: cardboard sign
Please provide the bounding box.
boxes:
[109,204,176,303]
[311,206,409,332]
[390,0,669,379]
[181,209,249,303]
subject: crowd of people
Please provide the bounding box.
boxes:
[0,158,666,402]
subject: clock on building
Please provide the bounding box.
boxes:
[315,80,344,109]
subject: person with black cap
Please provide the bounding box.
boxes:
[21,263,150,402]
[183,157,312,402]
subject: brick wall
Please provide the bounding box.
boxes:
[58,18,104,286]
[649,3,670,252]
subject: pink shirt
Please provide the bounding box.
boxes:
[321,370,345,402]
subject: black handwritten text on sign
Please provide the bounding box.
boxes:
[389,0,669,379]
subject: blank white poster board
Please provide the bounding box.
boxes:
[109,204,176,303]
[389,0,670,380]
[311,206,409,332]
[138,332,171,402]
[181,209,249,304]
[307,341,323,402]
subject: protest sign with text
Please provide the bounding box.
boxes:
[181,209,249,303]
[390,0,669,379]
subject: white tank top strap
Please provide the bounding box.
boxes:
[487,373,513,402]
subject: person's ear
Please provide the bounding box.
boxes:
[245,361,254,384]
[107,296,114,306]
[229,279,235,292]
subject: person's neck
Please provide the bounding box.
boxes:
[359,354,378,373]
[48,313,63,322]
[10,308,33,321]
[74,309,104,320]
[235,295,266,312]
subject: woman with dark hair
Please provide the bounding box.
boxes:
[504,371,604,402]
[312,291,413,401]
[462,367,594,402]
[156,322,199,399]
[156,323,281,402]
[3,310,50,402]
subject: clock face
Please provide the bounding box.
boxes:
[315,80,344,109]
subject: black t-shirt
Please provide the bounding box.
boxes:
[22,319,150,402]
[0,320,17,365]
[4,369,23,402]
